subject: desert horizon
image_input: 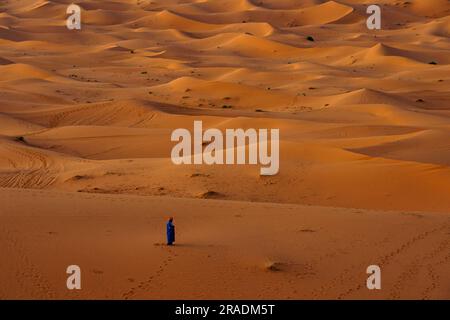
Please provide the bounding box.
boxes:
[0,0,449,300]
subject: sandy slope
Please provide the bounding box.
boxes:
[0,0,449,299]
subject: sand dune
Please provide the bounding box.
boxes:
[410,0,450,18]
[0,63,56,81]
[171,1,355,27]
[0,113,44,136]
[333,88,410,106]
[0,56,13,65]
[0,0,449,299]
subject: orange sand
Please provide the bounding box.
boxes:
[0,0,449,299]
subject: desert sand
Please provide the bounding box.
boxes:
[0,0,449,299]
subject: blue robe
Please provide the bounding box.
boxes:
[167,221,175,245]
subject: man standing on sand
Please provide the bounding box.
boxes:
[167,217,175,246]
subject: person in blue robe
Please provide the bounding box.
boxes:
[166,217,175,245]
